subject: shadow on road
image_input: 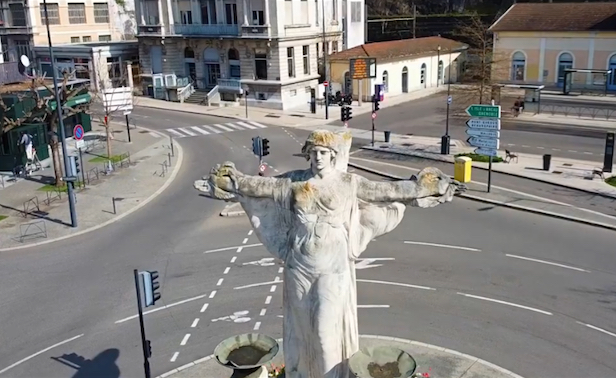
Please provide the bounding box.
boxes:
[51,349,120,378]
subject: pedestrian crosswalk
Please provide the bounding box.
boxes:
[165,121,268,138]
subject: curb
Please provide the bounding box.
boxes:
[156,334,524,378]
[220,203,246,217]
[348,162,616,232]
[0,127,185,252]
[361,146,616,201]
[137,103,246,122]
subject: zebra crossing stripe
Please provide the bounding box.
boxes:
[236,121,258,130]
[213,124,234,132]
[178,127,197,136]
[248,121,267,129]
[200,125,222,133]
[167,129,186,137]
[191,126,210,135]
[226,123,245,130]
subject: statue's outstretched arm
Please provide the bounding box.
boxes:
[209,162,289,199]
[355,167,465,205]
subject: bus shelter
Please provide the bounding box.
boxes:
[563,69,612,95]
[492,84,545,114]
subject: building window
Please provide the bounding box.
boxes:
[252,10,264,25]
[83,36,92,42]
[511,51,525,81]
[382,70,388,92]
[287,47,295,78]
[344,71,352,94]
[350,1,361,23]
[9,4,27,27]
[438,60,443,84]
[225,3,238,25]
[99,35,112,42]
[332,0,337,21]
[315,0,319,25]
[255,53,268,80]
[302,46,310,75]
[420,63,426,86]
[94,3,109,23]
[68,3,87,24]
[332,41,338,53]
[180,10,193,24]
[557,52,574,85]
[40,3,60,25]
[71,36,81,43]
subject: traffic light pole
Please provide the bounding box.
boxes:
[133,269,152,378]
[371,102,375,147]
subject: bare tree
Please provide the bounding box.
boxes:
[0,73,88,185]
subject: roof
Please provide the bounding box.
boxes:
[328,36,468,61]
[490,3,616,32]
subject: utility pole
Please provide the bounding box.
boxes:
[322,0,329,120]
[412,4,416,39]
[43,0,77,228]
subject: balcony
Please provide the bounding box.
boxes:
[138,25,163,36]
[241,24,270,38]
[0,62,26,85]
[173,24,239,36]
[218,78,242,93]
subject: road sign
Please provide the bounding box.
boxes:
[75,139,85,149]
[344,121,348,128]
[349,58,378,80]
[73,124,84,140]
[259,163,266,172]
[447,95,452,105]
[466,104,501,118]
[371,112,376,120]
[466,118,501,130]
[323,81,329,87]
[467,136,500,149]
[102,86,134,112]
[474,148,498,157]
[466,129,500,138]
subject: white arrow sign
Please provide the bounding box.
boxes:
[466,118,501,130]
[466,129,500,138]
[475,148,498,157]
[467,136,499,149]
[355,258,395,270]
[243,258,276,267]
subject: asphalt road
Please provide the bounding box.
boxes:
[1,108,615,377]
[327,93,612,162]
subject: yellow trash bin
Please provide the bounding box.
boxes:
[454,156,472,183]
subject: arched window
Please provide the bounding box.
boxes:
[228,48,240,78]
[401,66,408,93]
[511,51,525,81]
[382,70,388,92]
[608,54,616,91]
[184,47,195,59]
[438,60,443,84]
[344,71,352,94]
[557,52,574,85]
[228,48,240,61]
[420,63,427,87]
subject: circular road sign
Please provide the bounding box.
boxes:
[344,121,349,128]
[324,81,329,87]
[259,163,266,172]
[74,124,84,141]
[371,112,377,120]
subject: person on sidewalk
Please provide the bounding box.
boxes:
[18,131,34,162]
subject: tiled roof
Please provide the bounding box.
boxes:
[328,36,468,61]
[490,3,616,32]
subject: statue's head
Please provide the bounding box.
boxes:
[301,130,352,174]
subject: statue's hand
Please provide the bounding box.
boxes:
[410,167,466,208]
[209,162,244,193]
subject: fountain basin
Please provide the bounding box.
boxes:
[349,345,417,378]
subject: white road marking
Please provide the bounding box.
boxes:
[115,294,208,323]
[260,308,267,316]
[180,334,191,346]
[404,241,481,252]
[583,152,593,155]
[536,147,544,149]
[237,247,243,253]
[568,150,577,153]
[357,305,390,308]
[170,352,179,362]
[178,127,197,136]
[237,121,258,129]
[254,322,262,330]
[552,148,561,151]
[357,279,435,291]
[230,256,237,263]
[234,279,282,290]
[204,243,263,253]
[209,290,217,298]
[248,230,253,236]
[356,257,395,270]
[243,258,276,267]
[242,238,249,244]
[457,292,553,315]
[278,267,284,273]
[270,285,277,293]
[226,123,245,130]
[200,125,222,134]
[506,254,590,272]
[217,278,224,286]
[149,132,161,138]
[213,123,234,132]
[223,267,230,274]
[190,126,210,135]
[212,311,251,323]
[576,321,616,338]
[166,129,185,137]
[191,318,200,328]
[248,121,268,128]
[200,303,209,313]
[265,296,272,304]
[0,334,84,375]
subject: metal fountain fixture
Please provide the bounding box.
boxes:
[214,333,279,378]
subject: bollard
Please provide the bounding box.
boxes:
[168,152,172,167]
[384,131,391,143]
[542,154,551,171]
[170,136,175,157]
[112,197,117,214]
[454,156,472,183]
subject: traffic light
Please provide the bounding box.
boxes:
[262,138,270,156]
[341,106,353,122]
[140,270,161,308]
[68,155,80,176]
[252,136,262,157]
[373,98,380,112]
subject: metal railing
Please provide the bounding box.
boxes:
[173,23,239,36]
[205,85,219,106]
[539,104,616,120]
[217,78,242,90]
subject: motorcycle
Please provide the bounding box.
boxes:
[325,91,353,106]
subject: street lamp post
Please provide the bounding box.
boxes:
[437,45,441,87]
[42,0,78,227]
[441,50,452,155]
[243,85,249,118]
[321,0,329,120]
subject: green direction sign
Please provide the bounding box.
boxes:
[465,104,501,118]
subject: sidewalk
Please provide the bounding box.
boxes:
[0,123,183,251]
[135,86,447,128]
[157,335,523,378]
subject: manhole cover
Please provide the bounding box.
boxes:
[290,114,305,118]
[265,114,281,118]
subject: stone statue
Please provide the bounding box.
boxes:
[194,130,465,378]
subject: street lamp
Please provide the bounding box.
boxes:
[42,0,78,227]
[243,85,249,119]
[441,50,452,155]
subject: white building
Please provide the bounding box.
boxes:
[134,0,361,109]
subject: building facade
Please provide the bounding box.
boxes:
[0,0,34,63]
[329,36,467,101]
[135,0,352,109]
[490,2,616,91]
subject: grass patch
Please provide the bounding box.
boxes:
[89,154,124,164]
[455,153,504,163]
[0,215,8,222]
[605,176,616,187]
[37,182,83,193]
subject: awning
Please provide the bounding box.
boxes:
[49,93,92,111]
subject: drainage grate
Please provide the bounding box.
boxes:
[562,163,573,167]
[265,114,281,118]
[552,171,563,174]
